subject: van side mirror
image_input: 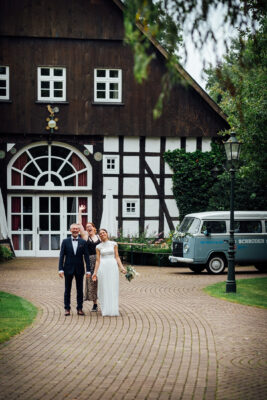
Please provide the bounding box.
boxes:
[203,228,210,236]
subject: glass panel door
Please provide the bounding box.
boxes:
[9,196,35,256]
[66,197,90,233]
[9,194,92,256]
[37,196,62,256]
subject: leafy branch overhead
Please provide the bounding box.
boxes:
[124,0,183,118]
[205,14,267,188]
[123,0,266,117]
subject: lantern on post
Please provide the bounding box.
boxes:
[223,132,242,293]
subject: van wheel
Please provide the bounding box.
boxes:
[189,265,205,273]
[206,255,226,274]
[255,264,267,272]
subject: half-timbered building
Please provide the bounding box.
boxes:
[0,0,229,256]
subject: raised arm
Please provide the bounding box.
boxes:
[114,244,126,274]
[78,205,88,240]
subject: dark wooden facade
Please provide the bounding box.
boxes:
[0,0,228,138]
[0,0,229,255]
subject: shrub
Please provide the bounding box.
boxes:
[164,142,226,221]
[0,245,14,262]
[164,141,267,222]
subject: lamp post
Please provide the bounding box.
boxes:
[224,132,242,293]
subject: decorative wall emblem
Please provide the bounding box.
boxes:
[46,105,59,133]
[94,152,103,161]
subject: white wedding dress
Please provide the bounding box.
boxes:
[96,241,119,316]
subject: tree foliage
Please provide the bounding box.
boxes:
[164,142,266,222]
[164,142,226,221]
[123,0,267,117]
[205,15,267,190]
[122,1,267,216]
[123,0,183,118]
[207,172,267,211]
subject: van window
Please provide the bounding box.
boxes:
[234,220,262,233]
[178,217,201,234]
[201,221,226,234]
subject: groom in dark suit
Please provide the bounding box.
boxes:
[58,223,90,316]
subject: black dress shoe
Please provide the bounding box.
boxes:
[91,304,98,312]
[65,310,70,316]
[77,310,85,316]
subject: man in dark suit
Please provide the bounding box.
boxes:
[58,223,90,316]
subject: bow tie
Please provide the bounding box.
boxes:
[72,238,78,241]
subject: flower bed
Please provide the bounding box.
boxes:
[115,230,174,267]
[117,243,172,267]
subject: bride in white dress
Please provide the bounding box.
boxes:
[92,229,126,316]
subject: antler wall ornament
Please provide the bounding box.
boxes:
[46,105,59,133]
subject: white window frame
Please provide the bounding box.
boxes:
[37,67,66,101]
[7,141,92,190]
[123,199,140,218]
[103,155,119,174]
[0,66,10,100]
[94,69,122,103]
[8,194,92,257]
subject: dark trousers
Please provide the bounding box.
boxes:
[64,272,84,310]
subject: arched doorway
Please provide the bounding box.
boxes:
[7,142,92,256]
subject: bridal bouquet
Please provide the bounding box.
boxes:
[125,265,139,282]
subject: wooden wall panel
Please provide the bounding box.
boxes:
[0,0,124,40]
[0,0,229,139]
[0,35,228,138]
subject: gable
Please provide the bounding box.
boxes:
[111,0,228,123]
[0,0,229,137]
[0,0,124,40]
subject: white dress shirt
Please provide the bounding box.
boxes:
[72,237,78,255]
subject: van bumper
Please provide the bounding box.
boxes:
[169,256,194,264]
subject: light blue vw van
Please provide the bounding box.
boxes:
[169,211,267,274]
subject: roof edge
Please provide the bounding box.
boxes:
[112,0,228,123]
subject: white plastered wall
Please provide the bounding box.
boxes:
[103,136,119,152]
[145,137,160,153]
[202,138,212,152]
[165,137,181,151]
[145,177,158,195]
[145,220,159,237]
[122,220,139,237]
[123,156,140,173]
[124,137,140,152]
[103,177,118,195]
[123,178,139,195]
[145,157,160,174]
[186,138,197,152]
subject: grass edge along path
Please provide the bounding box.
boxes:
[203,277,267,309]
[0,291,38,344]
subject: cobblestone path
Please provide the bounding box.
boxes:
[0,258,266,400]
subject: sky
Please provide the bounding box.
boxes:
[181,4,238,89]
[183,37,226,90]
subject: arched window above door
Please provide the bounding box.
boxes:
[8,142,91,190]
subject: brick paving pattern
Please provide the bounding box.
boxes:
[0,258,266,400]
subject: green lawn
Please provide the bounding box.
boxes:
[203,277,267,309]
[0,291,38,344]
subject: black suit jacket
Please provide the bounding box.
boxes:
[58,237,90,275]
